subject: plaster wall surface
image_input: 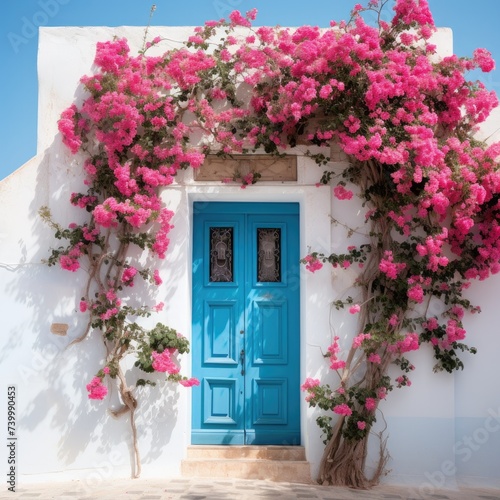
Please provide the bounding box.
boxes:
[0,25,499,489]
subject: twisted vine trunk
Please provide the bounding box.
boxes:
[318,367,391,487]
[319,427,388,488]
[318,159,397,487]
[68,230,143,477]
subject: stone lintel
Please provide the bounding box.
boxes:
[194,154,297,182]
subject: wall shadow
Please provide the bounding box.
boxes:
[2,127,190,476]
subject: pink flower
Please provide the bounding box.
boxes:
[319,84,333,99]
[367,353,381,364]
[423,317,438,331]
[303,254,323,273]
[246,8,257,20]
[330,359,346,370]
[389,333,420,354]
[153,269,162,285]
[188,35,204,45]
[349,304,361,314]
[94,37,130,73]
[79,301,88,313]
[60,255,80,272]
[379,251,406,279]
[103,366,110,374]
[328,336,346,371]
[333,403,352,416]
[179,377,200,387]
[357,421,366,430]
[473,48,495,73]
[365,397,376,412]
[151,350,179,374]
[301,378,320,391]
[333,185,354,200]
[93,204,117,228]
[100,308,118,320]
[229,10,251,27]
[407,284,424,303]
[388,314,399,327]
[450,306,464,319]
[86,377,107,400]
[352,333,371,349]
[58,104,82,154]
[377,387,387,400]
[121,266,137,286]
[396,375,412,387]
[153,302,164,312]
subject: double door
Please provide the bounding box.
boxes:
[191,202,300,445]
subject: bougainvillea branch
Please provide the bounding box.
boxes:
[42,0,499,487]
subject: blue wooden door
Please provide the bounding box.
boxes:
[192,202,300,445]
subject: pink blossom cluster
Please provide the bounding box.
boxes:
[121,266,137,286]
[86,376,108,400]
[349,304,361,314]
[396,375,412,387]
[179,378,200,387]
[378,251,406,279]
[367,352,381,364]
[301,377,321,391]
[151,350,180,374]
[445,319,466,345]
[365,397,377,412]
[415,229,449,271]
[333,185,354,201]
[84,289,123,322]
[352,333,371,349]
[388,332,419,354]
[303,254,323,273]
[407,284,424,303]
[328,336,346,371]
[333,403,352,416]
[59,243,84,272]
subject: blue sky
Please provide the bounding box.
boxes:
[1,0,499,180]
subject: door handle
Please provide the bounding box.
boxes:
[240,349,245,375]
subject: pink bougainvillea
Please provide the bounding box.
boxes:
[333,403,353,416]
[333,185,354,200]
[46,0,500,486]
[328,336,347,370]
[151,350,180,374]
[86,377,108,400]
[303,254,323,273]
[301,377,321,391]
[349,304,361,314]
[179,378,200,387]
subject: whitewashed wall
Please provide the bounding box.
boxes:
[0,26,499,491]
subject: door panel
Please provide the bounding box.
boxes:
[204,301,239,364]
[203,378,238,424]
[192,202,300,446]
[253,378,287,424]
[252,300,287,364]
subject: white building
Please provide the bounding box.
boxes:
[1,26,500,492]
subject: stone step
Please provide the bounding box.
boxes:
[181,446,311,484]
[185,445,306,461]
